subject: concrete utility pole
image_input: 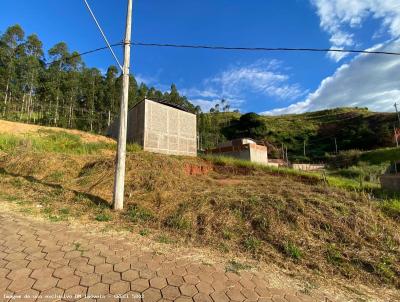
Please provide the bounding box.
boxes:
[334,137,338,154]
[395,103,400,127]
[394,126,399,147]
[113,0,133,210]
[303,140,306,157]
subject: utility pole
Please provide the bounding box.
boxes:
[113,0,133,210]
[303,140,306,157]
[395,103,400,127]
[285,147,289,166]
[334,137,338,154]
[394,126,399,147]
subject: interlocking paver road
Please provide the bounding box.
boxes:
[0,212,328,302]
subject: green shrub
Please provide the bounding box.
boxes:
[127,204,154,223]
[326,244,343,265]
[95,212,112,222]
[380,199,400,220]
[242,236,261,253]
[126,143,142,152]
[284,241,302,260]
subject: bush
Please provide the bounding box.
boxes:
[127,204,154,223]
[284,241,302,260]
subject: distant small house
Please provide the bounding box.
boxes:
[380,161,400,192]
[207,138,269,165]
[107,99,197,157]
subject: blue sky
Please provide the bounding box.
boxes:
[2,0,400,114]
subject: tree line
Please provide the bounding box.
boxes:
[0,24,198,133]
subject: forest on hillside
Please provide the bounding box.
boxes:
[0,24,198,133]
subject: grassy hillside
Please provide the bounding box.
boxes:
[198,107,397,160]
[0,121,399,291]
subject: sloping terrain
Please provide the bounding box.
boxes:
[199,108,397,159]
[0,120,399,300]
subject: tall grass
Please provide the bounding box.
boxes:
[0,130,114,155]
[202,154,379,191]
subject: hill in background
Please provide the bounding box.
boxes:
[198,107,398,161]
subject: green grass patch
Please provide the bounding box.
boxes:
[156,234,174,244]
[284,241,302,260]
[126,204,154,223]
[380,199,400,220]
[0,130,114,155]
[126,143,142,152]
[242,236,261,254]
[95,212,112,222]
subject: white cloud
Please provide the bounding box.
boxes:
[311,0,400,61]
[262,39,400,115]
[184,59,306,112]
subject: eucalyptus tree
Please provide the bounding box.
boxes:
[0,24,25,113]
[48,42,70,125]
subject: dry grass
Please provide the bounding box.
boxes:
[0,149,399,290]
[0,119,115,144]
[0,120,399,292]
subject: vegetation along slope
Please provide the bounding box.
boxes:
[0,121,399,294]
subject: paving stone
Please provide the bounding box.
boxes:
[109,280,130,294]
[149,276,167,289]
[210,291,230,302]
[175,297,193,302]
[131,278,150,292]
[184,274,200,285]
[5,252,26,261]
[80,273,101,287]
[30,267,54,279]
[36,287,65,302]
[14,288,40,302]
[142,287,162,302]
[271,297,287,302]
[87,282,110,296]
[69,257,89,268]
[161,285,180,300]
[180,284,198,297]
[64,285,87,301]
[76,264,94,274]
[167,274,184,287]
[7,267,32,280]
[102,271,121,284]
[241,288,259,300]
[64,250,81,259]
[57,275,81,290]
[8,277,35,292]
[122,269,139,281]
[0,267,10,278]
[6,259,30,270]
[27,259,49,269]
[95,263,113,274]
[53,266,75,278]
[140,268,156,279]
[45,251,65,261]
[196,281,214,295]
[32,276,58,291]
[226,288,246,302]
[113,261,130,273]
[193,292,213,302]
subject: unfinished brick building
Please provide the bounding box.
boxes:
[207,138,269,165]
[107,99,197,156]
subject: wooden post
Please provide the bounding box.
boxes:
[113,0,133,211]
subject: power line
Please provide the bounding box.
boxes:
[131,42,400,56]
[83,0,123,70]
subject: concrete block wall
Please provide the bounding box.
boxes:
[107,99,197,157]
[144,99,196,156]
